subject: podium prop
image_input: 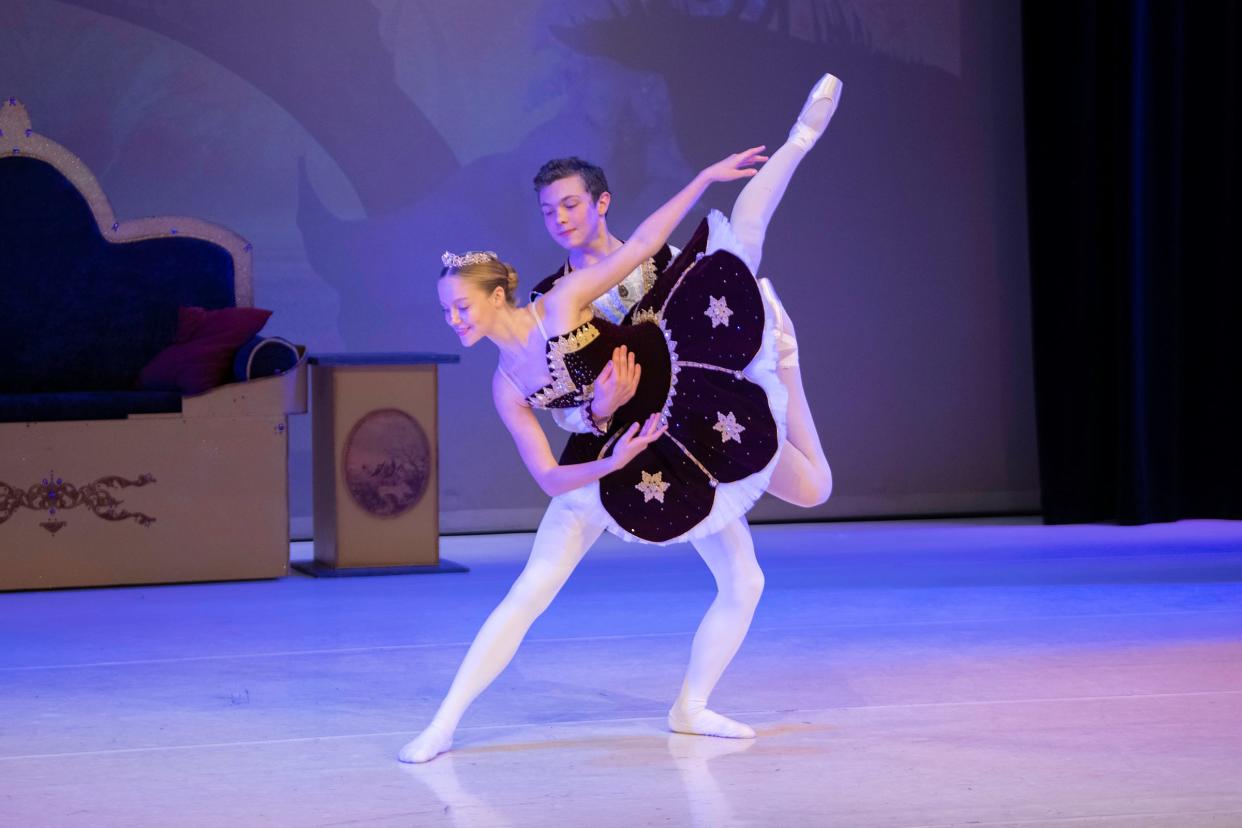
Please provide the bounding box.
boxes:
[294,353,466,577]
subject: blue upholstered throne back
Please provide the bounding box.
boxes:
[0,156,238,394]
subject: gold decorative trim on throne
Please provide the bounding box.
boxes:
[0,98,254,306]
[0,474,158,535]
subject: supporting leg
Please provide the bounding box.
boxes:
[399,495,604,763]
[670,518,765,739]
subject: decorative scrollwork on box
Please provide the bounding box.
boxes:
[0,472,157,534]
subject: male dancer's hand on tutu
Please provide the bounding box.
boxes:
[610,413,668,469]
[591,346,641,425]
[700,146,769,183]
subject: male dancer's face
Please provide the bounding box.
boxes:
[538,174,610,253]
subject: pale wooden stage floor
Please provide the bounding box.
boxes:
[2,518,1241,827]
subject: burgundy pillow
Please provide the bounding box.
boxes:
[137,306,273,394]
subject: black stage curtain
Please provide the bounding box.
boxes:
[1022,0,1242,524]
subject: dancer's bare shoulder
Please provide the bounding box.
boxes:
[537,292,594,338]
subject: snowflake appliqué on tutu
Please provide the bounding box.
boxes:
[713,411,746,444]
[635,470,671,503]
[705,295,733,328]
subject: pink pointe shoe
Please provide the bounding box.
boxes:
[789,73,843,151]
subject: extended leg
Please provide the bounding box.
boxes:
[670,518,765,739]
[398,495,604,763]
[729,74,842,275]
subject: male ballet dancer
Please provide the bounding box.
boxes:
[528,156,677,435]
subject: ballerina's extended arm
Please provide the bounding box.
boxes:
[540,147,768,330]
[492,370,667,497]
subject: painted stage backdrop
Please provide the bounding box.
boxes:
[0,0,1037,533]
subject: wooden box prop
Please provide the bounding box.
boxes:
[300,354,464,576]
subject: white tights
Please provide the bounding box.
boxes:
[668,518,764,739]
[399,496,764,763]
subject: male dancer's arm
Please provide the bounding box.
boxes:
[547,246,678,434]
[543,345,640,434]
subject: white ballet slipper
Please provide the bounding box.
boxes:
[398,723,454,764]
[668,701,757,740]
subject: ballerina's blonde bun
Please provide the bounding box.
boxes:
[439,251,518,306]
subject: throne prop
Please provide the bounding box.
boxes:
[0,100,306,590]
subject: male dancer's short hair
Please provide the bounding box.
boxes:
[532,157,610,203]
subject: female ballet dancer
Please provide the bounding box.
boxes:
[403,74,842,764]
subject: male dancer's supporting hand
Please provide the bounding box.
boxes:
[588,345,641,430]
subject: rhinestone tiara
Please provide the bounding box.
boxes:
[441,250,495,269]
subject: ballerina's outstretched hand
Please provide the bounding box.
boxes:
[701,145,770,183]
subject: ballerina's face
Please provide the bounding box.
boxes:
[438,275,502,348]
[538,174,610,252]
